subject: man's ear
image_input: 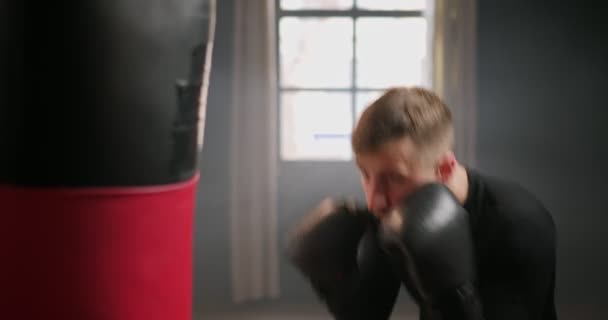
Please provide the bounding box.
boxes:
[435,150,456,183]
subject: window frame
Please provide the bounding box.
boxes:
[275,1,428,161]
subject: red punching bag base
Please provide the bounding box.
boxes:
[1,175,199,320]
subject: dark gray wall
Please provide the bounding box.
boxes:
[476,0,608,315]
[193,0,234,310]
[195,0,608,316]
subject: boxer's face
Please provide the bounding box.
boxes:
[356,137,439,218]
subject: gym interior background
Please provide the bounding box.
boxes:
[196,0,607,319]
[2,0,606,319]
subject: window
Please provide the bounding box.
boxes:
[278,0,433,161]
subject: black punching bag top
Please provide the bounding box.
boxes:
[0,0,211,186]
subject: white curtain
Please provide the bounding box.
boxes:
[229,0,280,303]
[432,0,478,166]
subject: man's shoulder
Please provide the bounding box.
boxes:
[469,170,556,261]
[470,169,540,209]
[469,169,555,236]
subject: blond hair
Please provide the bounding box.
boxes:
[351,87,454,162]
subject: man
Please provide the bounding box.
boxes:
[287,87,557,319]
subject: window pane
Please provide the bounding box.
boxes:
[281,0,353,10]
[356,18,427,88]
[280,18,353,88]
[281,91,353,160]
[355,90,384,120]
[356,0,426,11]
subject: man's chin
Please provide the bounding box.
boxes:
[372,210,389,220]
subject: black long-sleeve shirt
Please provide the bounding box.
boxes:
[460,168,558,319]
[301,168,558,320]
[387,168,557,319]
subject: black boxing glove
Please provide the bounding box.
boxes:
[378,184,485,320]
[287,198,401,320]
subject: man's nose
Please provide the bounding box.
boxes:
[370,193,388,213]
[368,180,389,214]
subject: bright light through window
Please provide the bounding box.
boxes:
[356,0,427,11]
[356,18,427,88]
[278,0,433,161]
[281,92,353,160]
[280,18,353,88]
[281,0,354,10]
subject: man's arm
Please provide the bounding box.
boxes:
[378,184,485,320]
[287,198,401,320]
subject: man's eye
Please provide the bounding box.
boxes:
[389,175,405,183]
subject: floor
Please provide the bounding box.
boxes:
[197,303,417,320]
[196,302,608,320]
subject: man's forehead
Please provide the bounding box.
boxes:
[359,137,417,159]
[355,143,416,174]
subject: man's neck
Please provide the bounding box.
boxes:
[445,163,469,205]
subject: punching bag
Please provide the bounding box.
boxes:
[0,1,216,319]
